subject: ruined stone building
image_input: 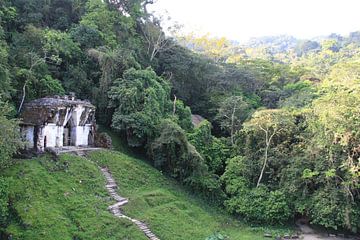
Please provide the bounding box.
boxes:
[20,95,96,152]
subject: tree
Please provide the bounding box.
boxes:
[325,61,360,87]
[178,33,235,63]
[221,156,291,224]
[0,98,23,170]
[242,109,295,187]
[172,99,193,131]
[187,120,230,174]
[296,40,321,56]
[0,177,10,225]
[140,18,175,62]
[149,119,206,181]
[309,85,360,200]
[109,67,170,146]
[216,95,251,145]
[12,26,70,112]
[157,44,219,111]
[87,47,140,104]
[0,4,15,100]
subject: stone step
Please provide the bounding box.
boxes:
[108,200,128,209]
[113,196,127,201]
[100,166,160,240]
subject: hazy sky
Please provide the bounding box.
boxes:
[148,0,360,42]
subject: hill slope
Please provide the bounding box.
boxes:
[2,147,271,239]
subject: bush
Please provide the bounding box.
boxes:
[225,185,291,224]
[0,99,22,170]
[0,177,10,225]
[149,119,224,201]
[149,119,207,182]
[188,120,231,174]
[308,188,360,232]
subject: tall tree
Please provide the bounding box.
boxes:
[242,109,295,187]
[216,95,251,145]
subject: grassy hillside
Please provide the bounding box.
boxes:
[2,154,147,240]
[1,132,289,239]
[88,150,266,240]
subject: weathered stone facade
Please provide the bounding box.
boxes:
[20,95,96,152]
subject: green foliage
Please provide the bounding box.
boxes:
[149,119,206,182]
[188,120,230,174]
[216,95,252,142]
[109,68,170,146]
[299,186,360,232]
[221,156,252,194]
[222,157,292,224]
[69,24,103,49]
[173,99,193,131]
[294,83,360,232]
[225,185,291,224]
[81,0,136,48]
[0,177,10,226]
[0,9,12,99]
[302,169,319,179]
[36,75,65,96]
[0,99,22,170]
[43,28,81,61]
[279,80,317,108]
[149,119,225,202]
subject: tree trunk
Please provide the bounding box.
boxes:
[18,81,27,113]
[172,95,177,116]
[230,106,236,145]
[257,142,269,187]
[256,129,276,187]
[150,46,157,62]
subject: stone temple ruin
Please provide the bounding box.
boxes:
[20,94,96,152]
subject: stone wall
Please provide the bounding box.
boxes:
[21,126,34,148]
[20,96,96,152]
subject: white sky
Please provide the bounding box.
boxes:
[148,0,360,42]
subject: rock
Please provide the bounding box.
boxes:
[94,132,112,149]
[263,233,272,238]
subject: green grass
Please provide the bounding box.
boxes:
[87,149,266,240]
[1,129,288,239]
[2,155,147,240]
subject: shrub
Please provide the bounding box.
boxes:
[224,185,291,224]
[0,99,22,170]
[0,177,10,225]
[149,119,207,182]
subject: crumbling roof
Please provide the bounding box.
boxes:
[24,96,95,108]
[20,96,95,126]
[191,114,205,127]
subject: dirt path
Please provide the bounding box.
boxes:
[100,167,160,240]
[297,220,357,240]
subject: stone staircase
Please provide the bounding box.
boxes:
[100,167,160,240]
